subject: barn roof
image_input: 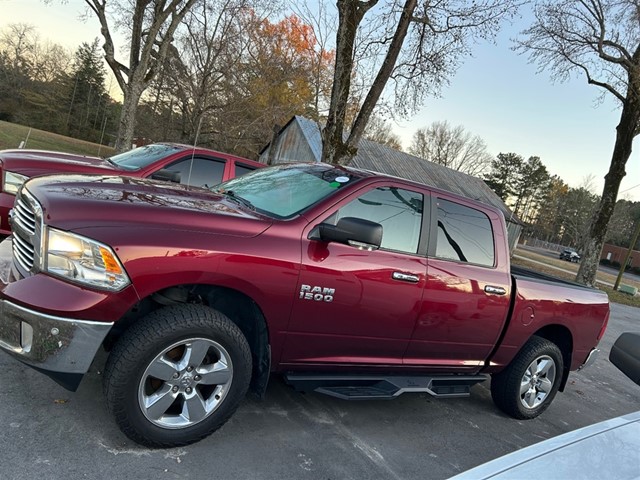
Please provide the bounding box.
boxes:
[262,116,520,224]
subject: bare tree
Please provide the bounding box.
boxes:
[518,0,640,287]
[321,0,520,166]
[293,0,337,120]
[363,114,403,150]
[157,0,256,143]
[0,24,72,128]
[1,24,72,83]
[82,0,199,152]
[409,121,493,175]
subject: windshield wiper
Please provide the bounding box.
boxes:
[215,189,256,211]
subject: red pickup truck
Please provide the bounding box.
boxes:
[0,143,263,234]
[0,163,609,448]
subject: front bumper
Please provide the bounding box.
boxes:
[0,299,113,390]
[0,236,117,390]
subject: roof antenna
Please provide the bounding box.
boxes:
[186,116,203,189]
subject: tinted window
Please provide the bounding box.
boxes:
[334,187,423,254]
[435,199,494,266]
[108,144,182,171]
[235,164,256,177]
[164,157,225,188]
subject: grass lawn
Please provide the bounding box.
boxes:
[0,121,115,157]
[511,255,640,308]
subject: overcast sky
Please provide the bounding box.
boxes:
[0,0,638,201]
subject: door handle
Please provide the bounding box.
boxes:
[484,285,507,295]
[392,272,420,283]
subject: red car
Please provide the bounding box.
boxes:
[0,163,609,447]
[0,143,263,235]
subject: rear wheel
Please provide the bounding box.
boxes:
[491,336,563,419]
[103,304,252,447]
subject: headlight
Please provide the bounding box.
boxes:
[46,228,130,291]
[3,171,29,195]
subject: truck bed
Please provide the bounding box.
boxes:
[511,265,599,292]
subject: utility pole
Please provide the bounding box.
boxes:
[614,220,640,290]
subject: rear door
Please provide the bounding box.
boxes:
[280,181,430,367]
[403,194,512,371]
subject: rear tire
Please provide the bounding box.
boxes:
[103,304,252,448]
[491,335,563,419]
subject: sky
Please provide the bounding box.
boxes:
[0,0,638,201]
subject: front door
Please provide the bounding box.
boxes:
[281,183,429,368]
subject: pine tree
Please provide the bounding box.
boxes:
[66,39,107,142]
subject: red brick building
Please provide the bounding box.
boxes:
[601,244,640,268]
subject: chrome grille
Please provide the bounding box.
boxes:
[13,195,36,235]
[11,189,42,274]
[12,231,34,270]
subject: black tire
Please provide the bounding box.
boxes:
[491,335,563,419]
[103,304,252,448]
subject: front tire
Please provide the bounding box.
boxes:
[491,336,563,419]
[103,304,252,448]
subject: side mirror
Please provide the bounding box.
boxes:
[151,169,181,183]
[610,332,640,386]
[317,217,382,250]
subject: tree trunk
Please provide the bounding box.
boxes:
[346,0,417,157]
[321,0,416,166]
[321,0,368,165]
[576,98,640,286]
[114,85,144,153]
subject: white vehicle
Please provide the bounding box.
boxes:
[559,248,581,262]
[451,333,640,480]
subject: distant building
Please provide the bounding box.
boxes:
[601,244,640,268]
[259,116,522,252]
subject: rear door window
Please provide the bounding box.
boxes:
[234,163,257,177]
[435,198,495,267]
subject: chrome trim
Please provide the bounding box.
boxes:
[578,347,599,371]
[13,197,36,234]
[484,285,507,295]
[11,188,43,274]
[0,299,113,375]
[12,232,34,269]
[392,272,420,283]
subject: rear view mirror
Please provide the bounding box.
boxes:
[610,332,640,386]
[151,169,181,183]
[317,217,382,250]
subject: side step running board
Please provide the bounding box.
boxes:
[284,374,488,400]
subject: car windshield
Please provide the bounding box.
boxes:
[213,164,360,219]
[107,144,182,171]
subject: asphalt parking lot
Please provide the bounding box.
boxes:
[2,303,639,480]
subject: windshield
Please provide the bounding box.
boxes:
[214,164,361,219]
[107,144,182,171]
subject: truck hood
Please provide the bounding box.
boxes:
[0,149,119,177]
[24,174,272,237]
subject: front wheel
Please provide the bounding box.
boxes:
[103,304,252,447]
[491,336,563,419]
